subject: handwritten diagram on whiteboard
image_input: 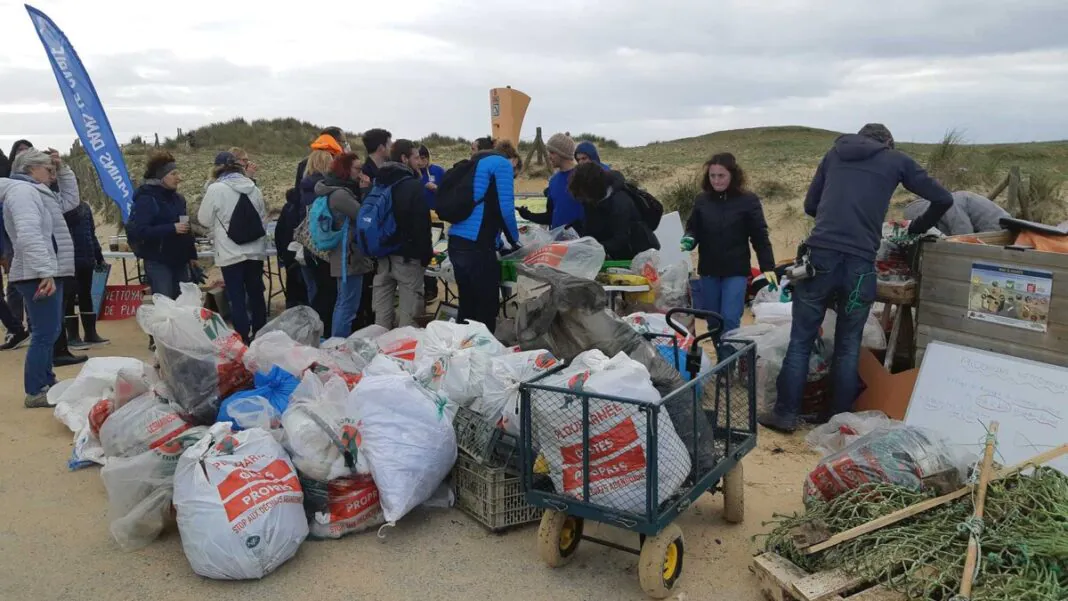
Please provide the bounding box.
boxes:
[905,341,1066,474]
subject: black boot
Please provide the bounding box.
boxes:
[66,315,89,350]
[80,313,110,346]
[53,323,88,367]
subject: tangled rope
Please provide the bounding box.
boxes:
[760,468,1068,600]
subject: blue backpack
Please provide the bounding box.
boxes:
[356,180,406,258]
[308,195,345,252]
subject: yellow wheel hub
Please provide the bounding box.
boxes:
[662,542,680,580]
[559,518,578,551]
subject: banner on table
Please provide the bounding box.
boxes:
[25,5,134,221]
[100,285,147,321]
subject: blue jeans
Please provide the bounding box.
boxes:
[300,264,318,305]
[221,260,267,343]
[14,279,63,395]
[775,248,877,420]
[331,274,364,338]
[699,275,748,335]
[144,260,191,300]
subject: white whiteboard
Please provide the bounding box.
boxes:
[906,341,1067,474]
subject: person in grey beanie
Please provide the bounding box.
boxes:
[518,132,584,228]
[763,123,954,433]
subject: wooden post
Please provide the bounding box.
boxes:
[987,173,1010,200]
[523,127,548,170]
[957,422,999,599]
[1006,166,1022,217]
[1018,171,1033,222]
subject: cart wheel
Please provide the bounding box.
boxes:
[722,461,745,524]
[638,523,685,599]
[537,510,583,568]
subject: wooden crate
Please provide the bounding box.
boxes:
[916,230,1068,367]
[751,552,906,601]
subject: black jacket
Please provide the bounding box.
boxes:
[577,172,660,261]
[805,134,953,261]
[64,202,104,269]
[0,149,9,178]
[294,158,308,190]
[376,163,432,265]
[686,189,775,277]
[275,187,302,268]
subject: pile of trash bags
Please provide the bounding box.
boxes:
[48,237,718,580]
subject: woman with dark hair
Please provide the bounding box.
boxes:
[568,162,659,261]
[681,153,776,333]
[313,152,374,337]
[126,151,198,300]
[198,151,268,343]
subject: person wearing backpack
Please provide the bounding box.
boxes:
[313,152,374,337]
[680,153,776,334]
[568,162,660,261]
[359,140,431,329]
[441,141,522,334]
[297,148,340,333]
[126,151,198,300]
[197,152,268,343]
[517,133,583,229]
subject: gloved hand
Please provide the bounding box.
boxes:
[763,270,779,289]
[680,236,696,251]
[517,206,534,220]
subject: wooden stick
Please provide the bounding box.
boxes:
[957,423,999,598]
[805,443,1068,555]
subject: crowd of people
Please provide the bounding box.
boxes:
[4,121,1015,428]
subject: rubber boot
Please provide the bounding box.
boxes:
[66,315,89,350]
[53,323,88,367]
[80,313,110,346]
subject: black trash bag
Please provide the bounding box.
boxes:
[515,264,719,473]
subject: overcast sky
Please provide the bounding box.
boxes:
[3,0,1068,155]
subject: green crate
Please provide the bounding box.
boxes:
[453,452,541,532]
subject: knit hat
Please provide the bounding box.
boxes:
[546,133,577,159]
[858,123,894,147]
[310,134,343,156]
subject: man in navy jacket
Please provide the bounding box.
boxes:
[763,123,953,432]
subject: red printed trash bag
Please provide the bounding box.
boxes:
[137,283,253,424]
[532,350,691,515]
[300,474,385,540]
[173,423,308,580]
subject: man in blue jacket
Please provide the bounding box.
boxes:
[762,124,954,433]
[446,143,521,334]
[517,133,583,229]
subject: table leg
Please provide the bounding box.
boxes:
[884,303,903,371]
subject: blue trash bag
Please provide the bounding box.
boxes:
[217,366,299,430]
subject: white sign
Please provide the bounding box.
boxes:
[653,211,692,271]
[906,341,1067,474]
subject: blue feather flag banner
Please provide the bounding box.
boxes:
[25,4,134,221]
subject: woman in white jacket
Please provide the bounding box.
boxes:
[198,152,268,343]
[0,149,79,406]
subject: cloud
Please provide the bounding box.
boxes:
[3,0,1068,154]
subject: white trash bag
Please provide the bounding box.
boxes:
[532,350,691,514]
[244,330,324,376]
[99,389,193,459]
[255,306,323,347]
[415,320,505,408]
[474,350,559,436]
[174,423,308,580]
[805,411,899,456]
[281,373,367,482]
[375,326,425,365]
[51,357,147,431]
[353,355,457,526]
[101,426,208,551]
[302,474,385,540]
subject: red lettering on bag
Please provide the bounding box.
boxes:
[326,477,380,522]
[561,446,647,494]
[560,418,639,465]
[523,244,567,268]
[223,473,301,522]
[216,458,295,500]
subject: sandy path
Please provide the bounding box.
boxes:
[0,315,817,601]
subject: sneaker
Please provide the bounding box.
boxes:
[757,410,799,434]
[1,330,30,351]
[69,338,91,350]
[25,386,51,408]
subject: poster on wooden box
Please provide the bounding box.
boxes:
[967,262,1051,332]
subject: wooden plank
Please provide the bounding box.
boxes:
[918,278,1068,327]
[751,553,811,601]
[923,236,1068,270]
[792,569,865,601]
[915,327,1068,368]
[842,585,908,601]
[804,444,1068,555]
[917,301,1068,350]
[956,423,999,599]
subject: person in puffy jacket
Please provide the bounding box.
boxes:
[0,149,78,406]
[312,152,374,337]
[765,123,953,433]
[568,163,660,261]
[447,141,522,334]
[126,151,198,300]
[681,153,775,333]
[62,201,108,349]
[198,152,268,343]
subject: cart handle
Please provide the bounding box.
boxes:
[664,307,725,345]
